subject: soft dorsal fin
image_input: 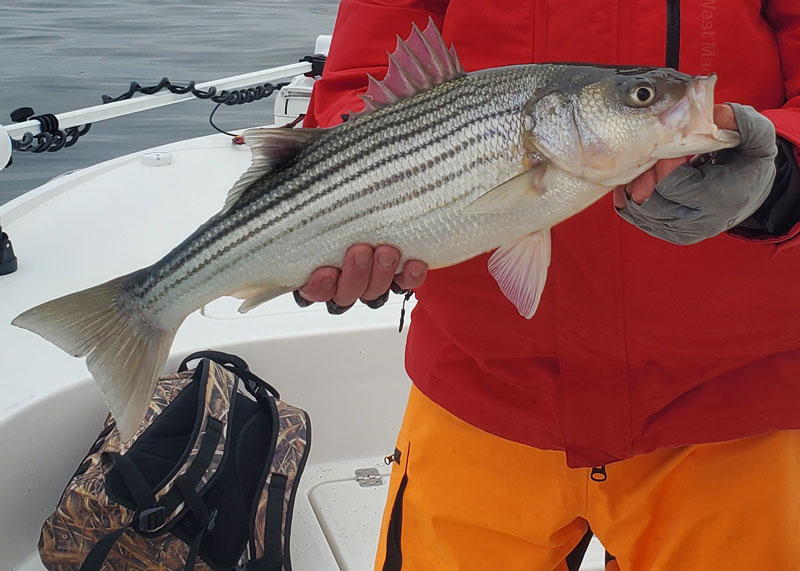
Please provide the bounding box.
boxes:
[222,127,319,213]
[347,17,465,120]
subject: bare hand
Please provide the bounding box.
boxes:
[297,245,428,312]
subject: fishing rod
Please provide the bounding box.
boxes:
[0,38,331,171]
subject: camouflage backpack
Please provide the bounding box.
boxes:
[38,350,311,571]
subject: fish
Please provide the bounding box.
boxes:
[12,18,740,440]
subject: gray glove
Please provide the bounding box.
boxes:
[616,103,778,245]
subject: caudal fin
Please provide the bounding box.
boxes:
[12,273,176,441]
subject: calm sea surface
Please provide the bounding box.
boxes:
[0,1,338,205]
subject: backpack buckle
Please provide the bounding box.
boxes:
[138,506,166,532]
[246,379,270,402]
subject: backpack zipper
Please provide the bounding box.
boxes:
[666,0,681,69]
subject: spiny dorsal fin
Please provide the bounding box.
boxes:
[348,16,465,120]
[222,127,319,213]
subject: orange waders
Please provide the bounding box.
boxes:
[375,387,800,571]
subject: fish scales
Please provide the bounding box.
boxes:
[135,79,473,298]
[138,67,547,321]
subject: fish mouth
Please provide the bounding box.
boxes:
[653,74,741,159]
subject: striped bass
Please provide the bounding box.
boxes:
[13,19,740,440]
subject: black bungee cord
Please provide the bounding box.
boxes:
[5,76,292,159]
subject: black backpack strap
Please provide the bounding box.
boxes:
[82,420,224,571]
[103,452,167,531]
[179,350,281,400]
[264,474,288,569]
[237,367,280,402]
[184,417,224,488]
[247,474,288,571]
[157,416,224,519]
[179,350,250,373]
[109,453,158,514]
[81,454,164,571]
[80,527,129,571]
[174,476,218,571]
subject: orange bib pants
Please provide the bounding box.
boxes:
[375,387,800,570]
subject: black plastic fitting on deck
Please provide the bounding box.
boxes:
[0,225,18,275]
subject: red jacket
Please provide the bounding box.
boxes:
[307,0,800,468]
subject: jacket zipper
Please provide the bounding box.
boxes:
[666,0,681,69]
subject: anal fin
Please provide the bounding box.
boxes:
[488,229,552,318]
[231,283,287,313]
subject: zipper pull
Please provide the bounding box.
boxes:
[398,290,413,333]
[384,447,402,465]
[590,466,608,482]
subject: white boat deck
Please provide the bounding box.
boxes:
[0,133,605,570]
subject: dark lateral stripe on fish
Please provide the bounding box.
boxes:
[223,84,482,218]
[154,71,510,257]
[140,71,523,292]
[218,94,506,232]
[133,89,473,292]
[140,103,515,304]
[137,68,540,305]
[143,118,509,310]
[167,153,499,291]
[161,101,509,268]
[238,78,479,200]
[140,126,502,308]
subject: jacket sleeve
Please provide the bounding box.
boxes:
[304,0,449,129]
[738,0,800,250]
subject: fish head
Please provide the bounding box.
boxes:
[521,66,741,186]
[646,72,741,159]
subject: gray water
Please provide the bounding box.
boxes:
[0,1,338,205]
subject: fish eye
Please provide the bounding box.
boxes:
[629,82,657,107]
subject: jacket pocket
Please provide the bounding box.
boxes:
[382,434,411,571]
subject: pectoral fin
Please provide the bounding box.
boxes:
[488,229,551,318]
[464,166,547,214]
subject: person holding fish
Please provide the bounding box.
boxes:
[12,1,799,569]
[298,1,800,569]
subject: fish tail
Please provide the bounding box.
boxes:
[12,272,177,442]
